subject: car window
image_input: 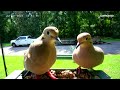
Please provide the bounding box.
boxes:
[19,37,26,40]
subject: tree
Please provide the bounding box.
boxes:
[0,11,8,42]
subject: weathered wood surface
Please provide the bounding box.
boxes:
[5,70,23,79]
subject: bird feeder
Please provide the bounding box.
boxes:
[5,59,111,79]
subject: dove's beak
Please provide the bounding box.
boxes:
[76,42,84,49]
[56,37,62,44]
[76,43,80,49]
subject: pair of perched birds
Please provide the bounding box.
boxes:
[24,26,104,79]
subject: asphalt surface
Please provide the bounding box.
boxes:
[0,41,120,56]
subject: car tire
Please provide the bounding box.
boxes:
[12,43,16,47]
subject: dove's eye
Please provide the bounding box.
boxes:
[86,37,88,40]
[47,31,49,35]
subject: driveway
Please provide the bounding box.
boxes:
[0,41,120,56]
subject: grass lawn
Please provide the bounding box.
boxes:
[101,37,120,42]
[2,43,11,47]
[0,54,120,79]
[0,56,24,79]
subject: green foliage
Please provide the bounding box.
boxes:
[1,11,120,42]
[0,11,8,42]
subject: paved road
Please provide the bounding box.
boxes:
[0,41,120,56]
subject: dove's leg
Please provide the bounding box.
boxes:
[76,66,81,74]
[46,70,58,79]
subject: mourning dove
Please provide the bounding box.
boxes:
[72,32,104,74]
[24,26,62,79]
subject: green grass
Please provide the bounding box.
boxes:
[0,54,120,79]
[102,37,120,42]
[93,54,120,79]
[0,56,24,79]
[2,43,11,47]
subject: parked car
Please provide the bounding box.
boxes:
[10,35,36,47]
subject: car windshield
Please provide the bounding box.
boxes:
[16,36,26,40]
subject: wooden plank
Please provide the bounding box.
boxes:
[5,70,23,79]
[17,75,22,79]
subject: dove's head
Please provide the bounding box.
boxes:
[42,26,62,44]
[76,32,93,47]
